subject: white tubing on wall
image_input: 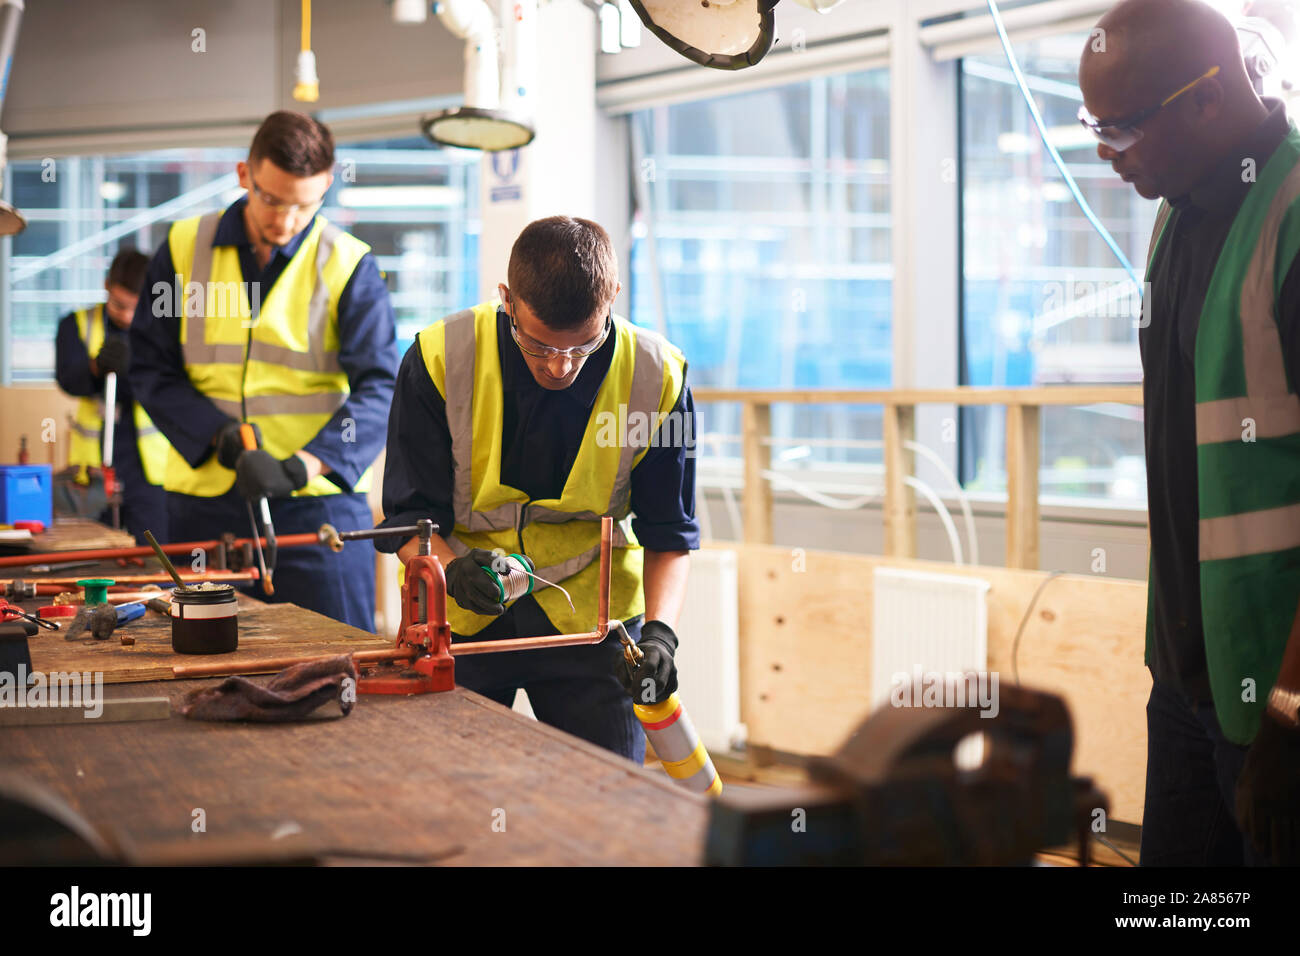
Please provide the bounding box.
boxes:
[501,0,537,114]
[436,0,500,110]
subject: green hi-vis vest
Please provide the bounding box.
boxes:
[1146,124,1300,744]
[418,300,688,636]
[67,305,169,485]
[162,212,371,498]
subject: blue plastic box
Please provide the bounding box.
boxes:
[0,464,53,527]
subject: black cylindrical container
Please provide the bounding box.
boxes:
[170,584,238,654]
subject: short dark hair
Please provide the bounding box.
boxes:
[249,111,335,177]
[106,248,149,294]
[507,217,618,330]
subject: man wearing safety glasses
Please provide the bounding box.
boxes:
[377,216,698,762]
[129,111,398,630]
[1080,0,1300,866]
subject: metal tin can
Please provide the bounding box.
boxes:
[170,584,238,655]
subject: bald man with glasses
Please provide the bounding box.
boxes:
[1080,0,1300,866]
[377,216,699,764]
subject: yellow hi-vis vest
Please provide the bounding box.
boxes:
[67,305,169,485]
[419,300,688,636]
[161,211,371,497]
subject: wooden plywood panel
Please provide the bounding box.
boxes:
[714,542,1149,823]
[733,545,874,757]
[0,386,77,470]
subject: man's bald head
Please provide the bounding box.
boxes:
[1079,0,1266,200]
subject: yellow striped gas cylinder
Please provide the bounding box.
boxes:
[634,692,722,796]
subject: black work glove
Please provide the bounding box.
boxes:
[96,336,130,376]
[1235,709,1300,865]
[215,420,262,470]
[444,548,523,617]
[618,620,679,704]
[235,449,308,499]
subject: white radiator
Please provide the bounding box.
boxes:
[871,567,991,767]
[673,549,744,753]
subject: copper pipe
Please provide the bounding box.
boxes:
[598,515,611,633]
[4,571,258,592]
[171,515,618,677]
[450,630,606,655]
[172,647,410,679]
[56,590,181,606]
[0,533,324,569]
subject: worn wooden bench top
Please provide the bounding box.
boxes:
[5,567,708,866]
[2,672,709,866]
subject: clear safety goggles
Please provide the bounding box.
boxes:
[1078,65,1220,152]
[509,307,611,361]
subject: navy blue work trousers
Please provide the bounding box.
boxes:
[1140,675,1269,866]
[453,608,646,763]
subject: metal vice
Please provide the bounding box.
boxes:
[350,519,455,695]
[357,551,455,695]
[352,516,619,696]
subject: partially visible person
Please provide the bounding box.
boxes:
[55,248,170,543]
[1080,0,1300,866]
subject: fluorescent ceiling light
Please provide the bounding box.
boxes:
[421,108,535,151]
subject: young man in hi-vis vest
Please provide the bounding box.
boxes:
[377,216,699,762]
[129,112,398,631]
[1080,0,1300,865]
[56,248,170,543]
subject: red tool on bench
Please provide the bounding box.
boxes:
[357,519,455,694]
[318,516,616,695]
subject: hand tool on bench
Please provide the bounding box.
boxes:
[0,597,58,631]
[101,370,120,530]
[238,424,276,596]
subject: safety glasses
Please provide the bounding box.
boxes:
[1078,65,1221,152]
[248,170,327,217]
[508,305,611,361]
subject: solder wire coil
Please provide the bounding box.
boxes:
[484,553,536,603]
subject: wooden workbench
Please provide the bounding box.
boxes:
[2,675,709,866]
[3,571,709,865]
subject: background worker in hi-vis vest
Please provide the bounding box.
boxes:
[129,112,398,631]
[55,248,170,544]
[1081,0,1300,866]
[377,217,700,762]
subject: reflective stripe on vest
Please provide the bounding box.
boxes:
[419,300,687,635]
[67,305,169,484]
[161,211,370,497]
[1152,124,1300,743]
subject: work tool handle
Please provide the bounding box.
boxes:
[239,423,259,452]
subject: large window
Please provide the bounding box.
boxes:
[961,34,1155,504]
[629,69,891,467]
[4,136,478,380]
